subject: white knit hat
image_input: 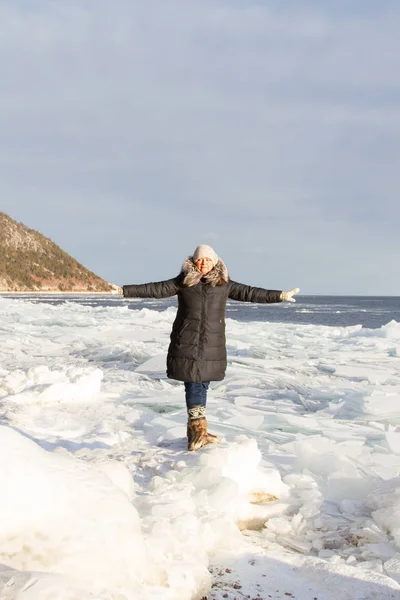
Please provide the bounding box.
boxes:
[193,244,218,267]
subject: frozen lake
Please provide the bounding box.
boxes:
[1,294,400,599]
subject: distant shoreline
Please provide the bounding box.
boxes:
[0,291,120,295]
[1,292,399,298]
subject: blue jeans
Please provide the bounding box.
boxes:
[184,382,210,409]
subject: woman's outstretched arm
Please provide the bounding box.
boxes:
[228,281,299,303]
[122,278,179,299]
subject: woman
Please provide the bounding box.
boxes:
[122,245,299,451]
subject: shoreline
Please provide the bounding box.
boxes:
[1,292,400,298]
[0,291,121,295]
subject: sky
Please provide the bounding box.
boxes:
[1,0,399,295]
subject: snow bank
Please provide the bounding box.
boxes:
[0,426,147,594]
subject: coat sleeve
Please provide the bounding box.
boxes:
[228,280,282,303]
[123,278,179,299]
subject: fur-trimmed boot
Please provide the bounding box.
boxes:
[187,406,220,451]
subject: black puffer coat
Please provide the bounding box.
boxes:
[123,258,282,383]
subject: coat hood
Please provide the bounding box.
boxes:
[181,257,229,287]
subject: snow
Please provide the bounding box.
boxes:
[1,296,400,599]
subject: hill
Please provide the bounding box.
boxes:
[0,212,115,293]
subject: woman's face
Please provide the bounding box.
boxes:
[195,257,214,275]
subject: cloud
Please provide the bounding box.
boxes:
[0,1,399,293]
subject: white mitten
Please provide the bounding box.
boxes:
[280,287,300,302]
